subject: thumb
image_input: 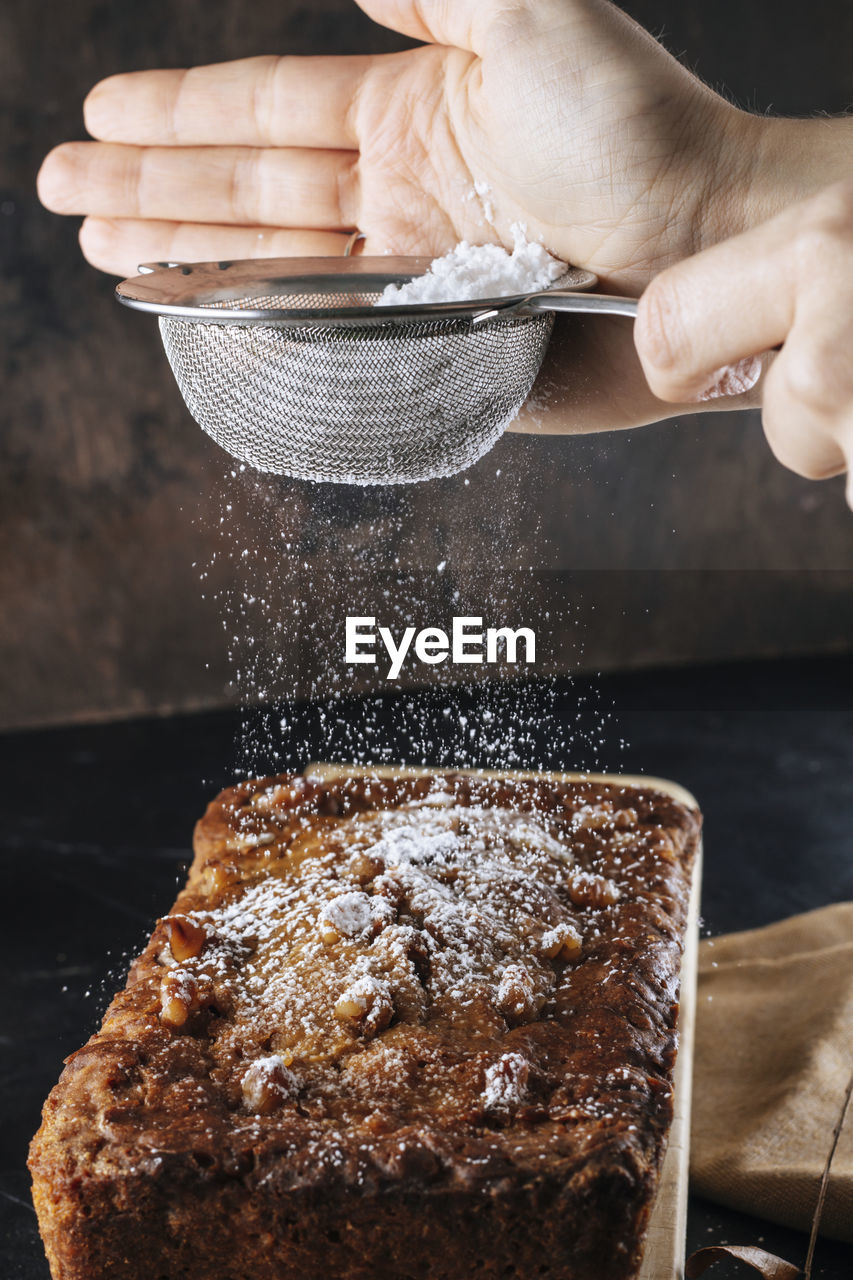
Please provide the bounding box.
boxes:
[354,0,497,51]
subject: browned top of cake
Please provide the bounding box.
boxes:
[33,772,699,1197]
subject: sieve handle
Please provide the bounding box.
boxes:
[523,291,639,318]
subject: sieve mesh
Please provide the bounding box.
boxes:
[158,288,554,484]
[202,290,382,310]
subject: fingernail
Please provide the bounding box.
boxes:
[697,355,763,402]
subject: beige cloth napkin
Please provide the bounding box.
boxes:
[691,903,853,1242]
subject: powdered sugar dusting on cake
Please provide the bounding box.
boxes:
[483,1053,530,1112]
[319,891,395,941]
[334,974,395,1037]
[241,1054,299,1113]
[161,796,599,1071]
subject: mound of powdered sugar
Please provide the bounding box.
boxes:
[377,224,567,306]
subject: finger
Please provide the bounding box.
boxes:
[83,55,371,149]
[79,217,353,277]
[762,372,848,480]
[511,313,763,436]
[636,183,853,405]
[38,142,359,230]
[355,0,491,50]
[634,217,797,404]
[759,318,852,481]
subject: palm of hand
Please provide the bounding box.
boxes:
[350,4,725,287]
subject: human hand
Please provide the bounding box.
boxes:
[39,0,748,282]
[37,0,771,433]
[37,0,852,438]
[634,182,853,506]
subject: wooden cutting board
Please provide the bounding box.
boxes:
[306,765,701,1280]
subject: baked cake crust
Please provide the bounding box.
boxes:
[30,770,700,1280]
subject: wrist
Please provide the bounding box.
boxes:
[699,110,853,247]
[688,104,769,253]
[640,99,768,281]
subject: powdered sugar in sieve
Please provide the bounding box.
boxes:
[116,238,638,485]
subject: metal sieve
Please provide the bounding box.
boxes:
[116,257,638,485]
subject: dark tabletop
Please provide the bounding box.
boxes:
[3,655,852,1278]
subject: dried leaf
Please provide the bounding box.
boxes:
[686,1245,800,1279]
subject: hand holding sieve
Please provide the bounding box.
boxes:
[116,257,638,486]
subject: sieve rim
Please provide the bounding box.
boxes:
[115,256,599,327]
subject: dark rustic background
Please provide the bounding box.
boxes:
[2,0,853,730]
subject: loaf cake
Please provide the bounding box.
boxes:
[30,768,700,1280]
